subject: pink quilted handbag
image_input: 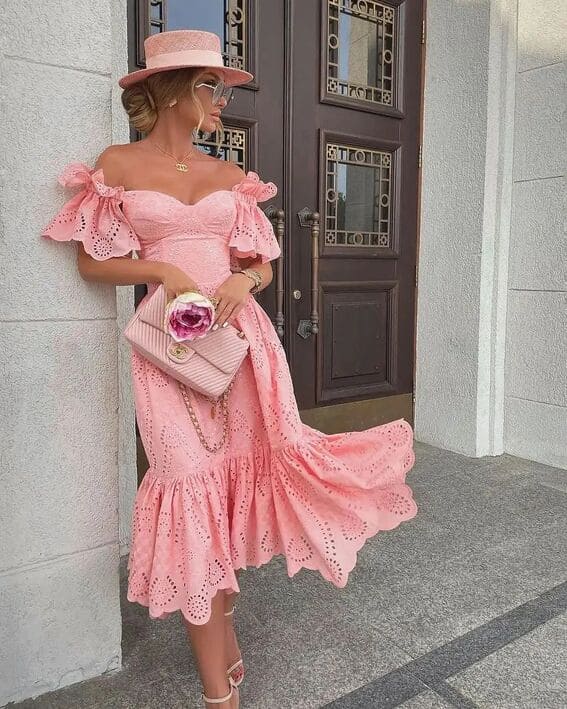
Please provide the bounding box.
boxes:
[122,283,250,399]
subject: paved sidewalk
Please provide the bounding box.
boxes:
[10,442,567,708]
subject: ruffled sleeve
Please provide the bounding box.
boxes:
[41,161,141,260]
[228,171,281,264]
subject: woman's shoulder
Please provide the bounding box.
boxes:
[228,163,277,202]
[222,160,247,183]
[94,143,135,188]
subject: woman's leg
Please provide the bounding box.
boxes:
[224,589,240,614]
[182,588,238,707]
[224,572,242,672]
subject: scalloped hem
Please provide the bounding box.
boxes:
[126,420,417,625]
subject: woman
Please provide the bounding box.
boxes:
[41,29,418,709]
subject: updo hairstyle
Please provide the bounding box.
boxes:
[120,67,225,145]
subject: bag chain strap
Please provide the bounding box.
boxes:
[169,291,237,452]
[178,378,236,453]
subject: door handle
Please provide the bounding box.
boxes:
[296,207,320,338]
[265,205,285,340]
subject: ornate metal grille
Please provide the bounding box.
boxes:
[149,0,165,34]
[326,0,396,107]
[325,142,392,248]
[138,0,248,72]
[196,126,247,168]
[224,0,248,71]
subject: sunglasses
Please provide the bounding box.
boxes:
[195,79,234,106]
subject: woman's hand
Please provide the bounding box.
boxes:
[158,263,201,301]
[211,272,253,328]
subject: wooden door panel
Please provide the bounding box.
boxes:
[290,0,423,423]
[318,280,398,402]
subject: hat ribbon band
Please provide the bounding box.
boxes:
[147,49,224,70]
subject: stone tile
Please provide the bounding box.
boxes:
[1,58,116,321]
[322,669,429,708]
[417,467,567,548]
[13,667,188,709]
[182,559,414,708]
[482,452,567,493]
[5,0,112,73]
[398,689,455,708]
[413,440,501,473]
[504,396,567,470]
[319,474,567,656]
[0,320,119,569]
[448,613,567,708]
[513,62,565,181]
[332,557,523,658]
[505,291,567,408]
[537,582,567,612]
[405,593,564,686]
[1,546,121,705]
[509,177,567,290]
[518,0,567,72]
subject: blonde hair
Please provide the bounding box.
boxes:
[120,67,225,148]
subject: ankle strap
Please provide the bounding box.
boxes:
[202,677,235,704]
[224,604,236,616]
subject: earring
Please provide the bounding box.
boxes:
[168,99,178,108]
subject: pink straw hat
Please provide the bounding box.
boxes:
[118,29,254,89]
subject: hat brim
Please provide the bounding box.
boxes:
[118,64,253,89]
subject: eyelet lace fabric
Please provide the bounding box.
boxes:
[41,161,418,625]
[41,162,141,260]
[229,172,281,263]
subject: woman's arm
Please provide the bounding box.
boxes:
[233,256,274,293]
[77,243,167,284]
[75,148,199,296]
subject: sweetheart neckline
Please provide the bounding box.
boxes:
[122,188,233,208]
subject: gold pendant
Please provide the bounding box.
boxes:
[211,404,216,419]
[176,162,189,172]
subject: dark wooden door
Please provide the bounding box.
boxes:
[287,1,423,429]
[129,0,424,432]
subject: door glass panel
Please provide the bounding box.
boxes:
[325,142,392,248]
[166,0,248,71]
[149,0,165,33]
[326,0,396,107]
[167,0,224,33]
[195,126,248,169]
[150,0,164,22]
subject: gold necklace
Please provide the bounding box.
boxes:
[150,141,196,172]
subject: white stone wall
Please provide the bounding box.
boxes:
[504,0,566,468]
[416,0,497,456]
[416,0,566,467]
[0,1,134,704]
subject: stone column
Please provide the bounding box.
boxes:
[0,1,134,703]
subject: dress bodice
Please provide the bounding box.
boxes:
[120,189,243,286]
[41,162,281,290]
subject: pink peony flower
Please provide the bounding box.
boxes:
[165,291,215,342]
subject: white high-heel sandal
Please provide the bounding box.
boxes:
[202,675,238,705]
[224,603,244,686]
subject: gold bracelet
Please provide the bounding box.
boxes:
[239,268,262,294]
[245,268,262,287]
[235,270,256,290]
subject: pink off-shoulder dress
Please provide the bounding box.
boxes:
[41,161,418,625]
